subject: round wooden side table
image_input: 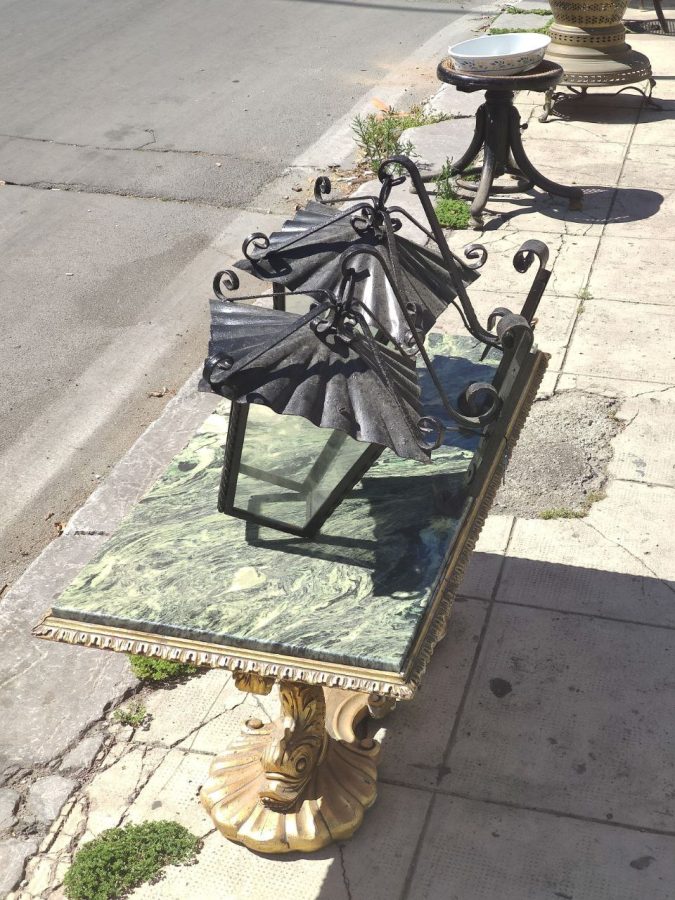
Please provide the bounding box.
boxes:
[437,58,584,228]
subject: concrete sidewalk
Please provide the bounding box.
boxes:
[4,31,675,900]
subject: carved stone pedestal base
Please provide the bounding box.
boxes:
[200,680,382,853]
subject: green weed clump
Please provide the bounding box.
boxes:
[128,654,199,682]
[352,104,451,173]
[489,24,552,34]
[112,701,147,728]
[63,821,200,900]
[436,198,471,229]
[539,507,586,520]
[504,5,553,15]
[539,490,606,520]
[434,159,471,229]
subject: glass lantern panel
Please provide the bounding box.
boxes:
[230,404,381,535]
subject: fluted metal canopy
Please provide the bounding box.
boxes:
[204,300,432,463]
[235,201,478,345]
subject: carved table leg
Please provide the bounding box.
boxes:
[201,677,381,853]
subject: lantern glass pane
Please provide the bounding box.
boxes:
[231,404,379,534]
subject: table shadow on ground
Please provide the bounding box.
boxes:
[481,186,663,230]
[306,552,675,899]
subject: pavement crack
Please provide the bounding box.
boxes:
[584,520,675,597]
[170,700,245,750]
[3,178,234,208]
[0,131,265,164]
[135,128,157,150]
[338,843,353,900]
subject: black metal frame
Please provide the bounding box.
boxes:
[218,402,385,538]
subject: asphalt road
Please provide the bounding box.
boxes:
[0,0,484,589]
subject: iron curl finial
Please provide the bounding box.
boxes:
[463,243,488,270]
[314,176,332,203]
[203,353,235,392]
[513,239,549,274]
[416,416,444,451]
[242,232,271,261]
[212,269,240,300]
[457,381,501,425]
[488,309,534,353]
[350,205,377,235]
[512,239,551,325]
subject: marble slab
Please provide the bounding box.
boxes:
[50,335,499,674]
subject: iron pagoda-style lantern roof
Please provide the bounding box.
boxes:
[202,157,548,538]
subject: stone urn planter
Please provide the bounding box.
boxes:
[545,0,652,88]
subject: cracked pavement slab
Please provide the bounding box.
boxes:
[493,391,620,518]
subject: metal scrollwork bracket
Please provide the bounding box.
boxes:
[513,239,551,325]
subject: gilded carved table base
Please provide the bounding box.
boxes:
[200,679,385,853]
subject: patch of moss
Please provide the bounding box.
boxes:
[128,654,199,682]
[63,821,200,900]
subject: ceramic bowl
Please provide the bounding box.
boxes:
[448,33,551,76]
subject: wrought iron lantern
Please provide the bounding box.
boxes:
[202,156,549,538]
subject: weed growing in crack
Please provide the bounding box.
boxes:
[351,104,451,173]
[576,286,593,302]
[112,701,148,728]
[434,158,471,229]
[489,24,552,34]
[539,507,586,520]
[503,5,553,15]
[63,821,200,900]
[128,654,199,682]
[539,489,606,520]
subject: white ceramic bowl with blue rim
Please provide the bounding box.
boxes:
[448,33,551,76]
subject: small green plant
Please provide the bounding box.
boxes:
[504,5,553,15]
[489,24,552,34]
[113,701,147,728]
[539,489,606,520]
[434,159,471,229]
[435,158,455,201]
[539,507,586,520]
[63,821,200,900]
[352,104,451,173]
[128,654,199,682]
[576,287,593,302]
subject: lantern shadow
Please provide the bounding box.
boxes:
[243,356,494,577]
[244,468,469,597]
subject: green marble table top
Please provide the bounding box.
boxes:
[50,334,499,676]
